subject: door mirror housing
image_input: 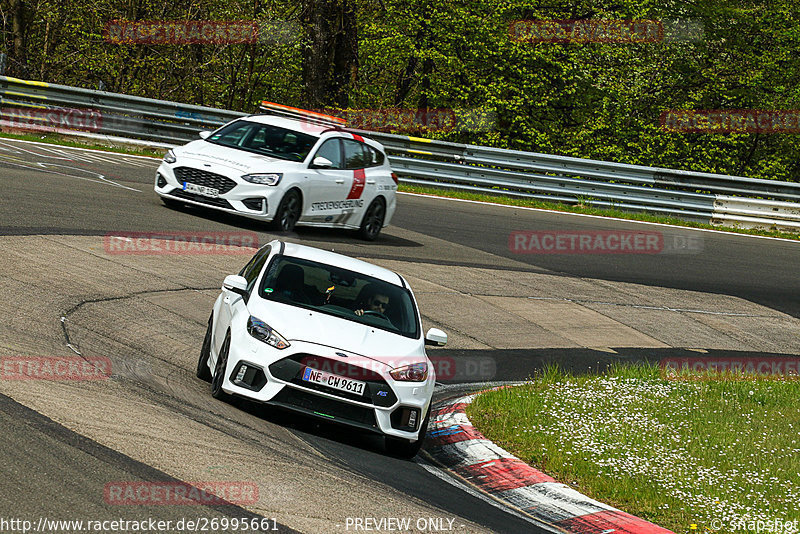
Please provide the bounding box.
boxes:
[222,274,249,297]
[424,328,448,346]
[310,156,333,169]
[198,131,212,140]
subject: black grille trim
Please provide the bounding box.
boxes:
[174,167,237,194]
[269,387,379,431]
[168,189,234,210]
[269,354,397,407]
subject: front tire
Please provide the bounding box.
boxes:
[271,190,302,232]
[210,333,232,401]
[196,315,213,382]
[358,198,385,241]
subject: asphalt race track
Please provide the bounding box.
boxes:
[1,138,799,533]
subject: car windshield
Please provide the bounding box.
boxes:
[206,120,317,162]
[258,256,420,339]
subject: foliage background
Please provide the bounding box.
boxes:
[1,0,798,181]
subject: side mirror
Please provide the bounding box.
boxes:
[222,274,248,296]
[310,156,333,169]
[425,328,448,347]
[198,131,212,140]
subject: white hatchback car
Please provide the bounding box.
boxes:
[154,114,398,240]
[197,240,448,457]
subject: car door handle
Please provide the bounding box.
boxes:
[366,180,376,184]
[335,179,345,184]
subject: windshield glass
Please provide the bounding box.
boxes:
[258,256,419,339]
[206,120,317,162]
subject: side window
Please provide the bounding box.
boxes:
[239,245,272,294]
[343,139,369,170]
[312,139,343,169]
[364,145,385,167]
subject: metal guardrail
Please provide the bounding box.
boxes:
[2,75,799,231]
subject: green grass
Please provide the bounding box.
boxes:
[466,363,800,533]
[400,183,800,241]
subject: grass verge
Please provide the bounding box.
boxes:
[466,363,800,533]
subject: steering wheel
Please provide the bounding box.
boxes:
[362,310,390,320]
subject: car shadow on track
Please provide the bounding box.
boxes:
[161,201,423,248]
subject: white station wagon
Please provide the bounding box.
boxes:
[154,111,398,240]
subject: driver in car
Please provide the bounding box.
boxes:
[354,291,390,317]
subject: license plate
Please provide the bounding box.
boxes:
[301,367,366,396]
[183,181,219,198]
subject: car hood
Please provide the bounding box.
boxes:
[175,140,306,173]
[247,299,425,369]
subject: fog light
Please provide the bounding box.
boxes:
[235,364,247,383]
[230,361,267,391]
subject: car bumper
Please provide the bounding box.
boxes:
[216,324,434,440]
[154,163,283,221]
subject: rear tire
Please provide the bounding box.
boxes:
[196,315,213,382]
[271,190,302,232]
[385,406,430,458]
[358,198,385,241]
[210,333,232,401]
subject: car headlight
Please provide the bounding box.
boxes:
[163,149,176,164]
[390,362,428,382]
[242,173,282,186]
[247,316,290,349]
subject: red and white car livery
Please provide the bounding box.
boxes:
[154,113,397,240]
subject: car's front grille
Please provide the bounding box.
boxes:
[270,387,378,430]
[269,354,397,407]
[174,167,237,194]
[168,189,234,210]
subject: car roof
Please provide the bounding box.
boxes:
[273,240,404,287]
[235,115,386,152]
